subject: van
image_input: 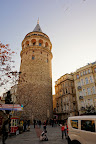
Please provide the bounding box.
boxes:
[68,116,96,144]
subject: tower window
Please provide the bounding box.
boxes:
[32,55,35,60]
[39,43,42,46]
[39,39,43,46]
[41,52,42,54]
[45,42,48,47]
[33,42,36,45]
[47,59,48,63]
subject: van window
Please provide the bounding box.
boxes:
[81,120,95,132]
[71,120,78,129]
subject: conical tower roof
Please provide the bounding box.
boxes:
[33,19,42,32]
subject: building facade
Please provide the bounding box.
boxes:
[53,94,56,113]
[74,62,96,115]
[55,73,77,120]
[17,21,53,122]
[2,85,17,104]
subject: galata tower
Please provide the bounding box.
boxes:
[17,20,53,122]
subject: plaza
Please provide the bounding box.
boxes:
[0,125,68,144]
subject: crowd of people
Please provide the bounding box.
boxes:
[33,118,68,140]
[1,118,68,143]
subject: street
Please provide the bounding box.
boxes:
[0,125,68,144]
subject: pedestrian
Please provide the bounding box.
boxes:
[38,120,41,128]
[27,120,30,131]
[61,123,65,139]
[23,120,27,132]
[51,119,54,127]
[33,119,36,128]
[2,119,9,144]
[64,123,67,138]
[43,121,47,132]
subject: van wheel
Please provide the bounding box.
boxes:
[72,140,81,144]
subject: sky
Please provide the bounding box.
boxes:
[0,0,96,95]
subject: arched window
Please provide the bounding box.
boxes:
[26,41,29,47]
[39,39,43,46]
[45,42,48,47]
[31,39,36,46]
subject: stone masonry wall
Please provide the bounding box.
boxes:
[17,32,53,122]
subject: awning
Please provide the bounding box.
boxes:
[0,104,23,111]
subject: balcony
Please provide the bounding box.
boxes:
[78,86,82,90]
[79,96,83,100]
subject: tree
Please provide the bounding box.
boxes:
[0,41,18,95]
[85,105,96,114]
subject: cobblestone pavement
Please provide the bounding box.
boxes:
[0,125,68,144]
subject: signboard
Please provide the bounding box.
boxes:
[0,104,23,111]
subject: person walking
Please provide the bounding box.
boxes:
[27,120,30,131]
[2,119,9,144]
[38,120,41,128]
[61,123,65,139]
[43,121,47,132]
[33,119,36,128]
[23,120,27,132]
[64,123,67,138]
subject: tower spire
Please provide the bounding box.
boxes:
[33,18,42,32]
[37,18,39,24]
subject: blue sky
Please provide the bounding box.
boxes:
[0,0,96,95]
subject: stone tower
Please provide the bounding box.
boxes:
[17,20,53,122]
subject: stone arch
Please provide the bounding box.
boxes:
[25,41,29,47]
[45,42,48,47]
[39,39,43,46]
[31,39,36,46]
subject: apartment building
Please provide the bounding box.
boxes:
[74,62,96,115]
[55,73,77,120]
